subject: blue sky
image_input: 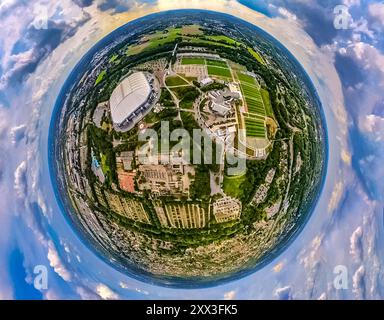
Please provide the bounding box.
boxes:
[0,0,383,300]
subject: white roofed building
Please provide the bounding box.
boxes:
[212,102,231,117]
[110,72,152,128]
[200,77,214,87]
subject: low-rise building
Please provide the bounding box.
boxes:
[200,77,214,87]
[137,164,193,196]
[211,102,231,117]
[213,196,242,223]
[162,203,207,229]
[104,191,151,224]
[120,151,134,171]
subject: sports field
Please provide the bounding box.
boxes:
[243,86,265,115]
[241,83,261,98]
[207,66,232,79]
[174,59,272,141]
[245,97,266,116]
[181,57,206,65]
[235,71,270,139]
[244,118,266,138]
[237,72,256,85]
[206,59,228,68]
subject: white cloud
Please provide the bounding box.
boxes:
[298,234,324,294]
[44,289,61,300]
[352,265,365,299]
[47,241,72,282]
[317,292,327,300]
[224,290,237,300]
[350,226,363,263]
[359,115,384,142]
[76,286,99,300]
[273,262,284,273]
[135,288,149,295]
[14,161,27,198]
[0,289,13,300]
[350,18,374,39]
[368,2,384,24]
[0,49,35,90]
[342,0,361,7]
[0,0,18,15]
[10,124,26,144]
[0,108,10,142]
[277,7,297,21]
[0,0,91,90]
[119,281,129,289]
[274,286,292,300]
[95,284,119,300]
[328,182,344,213]
[348,42,384,74]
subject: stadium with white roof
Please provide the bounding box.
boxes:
[109,72,154,129]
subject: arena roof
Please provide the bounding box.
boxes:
[110,72,151,125]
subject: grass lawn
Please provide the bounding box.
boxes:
[127,29,237,56]
[146,27,182,50]
[127,27,182,55]
[184,76,198,82]
[261,89,274,118]
[223,173,247,199]
[245,118,266,138]
[170,86,195,99]
[240,82,266,116]
[182,24,203,35]
[237,72,256,85]
[206,59,228,68]
[126,42,149,56]
[180,100,194,109]
[183,37,233,49]
[206,35,241,46]
[248,47,266,65]
[243,113,265,120]
[245,97,266,115]
[109,54,118,63]
[246,129,266,138]
[95,70,106,85]
[101,122,112,132]
[230,62,247,71]
[241,83,261,98]
[208,66,232,79]
[181,57,205,65]
[165,76,188,86]
[101,154,111,176]
[144,111,160,124]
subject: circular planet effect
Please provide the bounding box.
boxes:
[49,10,327,288]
